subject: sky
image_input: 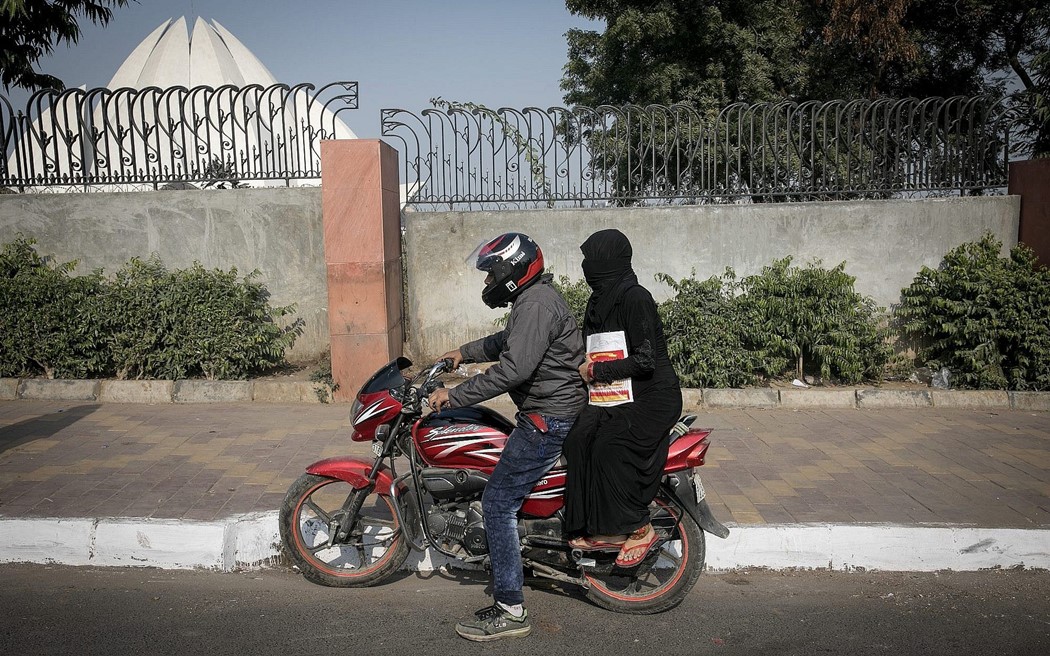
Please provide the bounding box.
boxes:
[9,0,602,138]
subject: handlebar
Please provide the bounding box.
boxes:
[414,358,454,409]
[421,359,453,382]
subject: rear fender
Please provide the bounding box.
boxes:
[663,471,731,539]
[306,456,395,493]
[665,429,712,473]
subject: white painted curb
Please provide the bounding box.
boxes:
[705,524,1050,571]
[0,514,277,570]
[2,517,1048,573]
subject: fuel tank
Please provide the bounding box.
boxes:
[413,406,565,518]
[413,406,513,471]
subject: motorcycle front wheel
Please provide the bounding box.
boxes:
[582,496,705,614]
[279,473,409,587]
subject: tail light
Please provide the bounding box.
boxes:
[684,438,710,468]
[665,428,711,473]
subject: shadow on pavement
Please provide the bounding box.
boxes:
[0,404,101,454]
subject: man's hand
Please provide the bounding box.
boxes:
[428,387,450,412]
[440,349,464,370]
[578,354,594,383]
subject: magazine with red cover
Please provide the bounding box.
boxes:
[586,330,634,406]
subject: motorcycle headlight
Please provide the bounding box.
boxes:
[350,398,363,425]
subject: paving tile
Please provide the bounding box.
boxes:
[182,507,221,522]
[88,498,138,517]
[2,401,1049,527]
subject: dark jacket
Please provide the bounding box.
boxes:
[448,275,586,418]
[589,284,680,396]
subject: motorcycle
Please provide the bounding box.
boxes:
[279,357,729,614]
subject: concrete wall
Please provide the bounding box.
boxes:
[1,190,1021,368]
[404,196,1020,361]
[0,188,328,363]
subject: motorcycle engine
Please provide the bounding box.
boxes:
[426,501,488,556]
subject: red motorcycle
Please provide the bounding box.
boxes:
[279,358,729,614]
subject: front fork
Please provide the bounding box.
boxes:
[327,414,409,547]
[329,485,373,546]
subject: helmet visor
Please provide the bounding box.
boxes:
[466,239,488,267]
[466,234,522,272]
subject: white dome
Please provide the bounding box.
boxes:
[8,16,357,190]
[106,16,355,139]
[108,17,277,91]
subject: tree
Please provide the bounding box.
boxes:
[1028,49,1050,156]
[0,0,131,92]
[561,0,1048,201]
[819,1,1049,99]
[562,0,1049,111]
[560,1,822,203]
[562,0,811,110]
[818,0,1049,154]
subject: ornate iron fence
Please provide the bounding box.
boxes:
[1,82,358,191]
[381,97,1022,210]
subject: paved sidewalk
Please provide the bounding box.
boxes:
[1,400,1048,571]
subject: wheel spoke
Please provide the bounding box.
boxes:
[303,498,330,523]
[285,477,408,581]
[309,522,396,559]
[657,547,682,568]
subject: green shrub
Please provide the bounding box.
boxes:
[104,256,303,380]
[0,237,111,379]
[657,270,758,388]
[897,234,1050,390]
[0,238,303,381]
[553,274,590,329]
[548,261,889,388]
[737,257,891,384]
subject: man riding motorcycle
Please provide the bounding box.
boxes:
[426,232,586,642]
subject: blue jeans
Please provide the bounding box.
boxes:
[482,412,574,606]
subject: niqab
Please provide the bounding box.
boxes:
[580,229,639,329]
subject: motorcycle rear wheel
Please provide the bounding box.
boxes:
[582,497,705,614]
[280,473,409,587]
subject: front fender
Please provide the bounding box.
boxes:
[306,456,395,493]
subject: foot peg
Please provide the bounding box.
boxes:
[570,548,597,568]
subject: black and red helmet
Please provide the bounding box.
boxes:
[469,232,545,308]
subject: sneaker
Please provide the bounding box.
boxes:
[455,604,532,641]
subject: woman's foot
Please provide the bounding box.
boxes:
[614,524,659,567]
[568,534,628,550]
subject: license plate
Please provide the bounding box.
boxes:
[691,471,706,502]
[371,440,384,458]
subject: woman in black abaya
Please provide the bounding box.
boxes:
[563,229,682,567]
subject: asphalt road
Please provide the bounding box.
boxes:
[1,564,1048,655]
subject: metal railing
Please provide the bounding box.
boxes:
[381,97,1022,210]
[1,82,358,191]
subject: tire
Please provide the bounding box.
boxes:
[583,496,706,614]
[279,473,410,587]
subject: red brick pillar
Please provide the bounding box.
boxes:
[321,140,403,401]
[1009,159,1050,267]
